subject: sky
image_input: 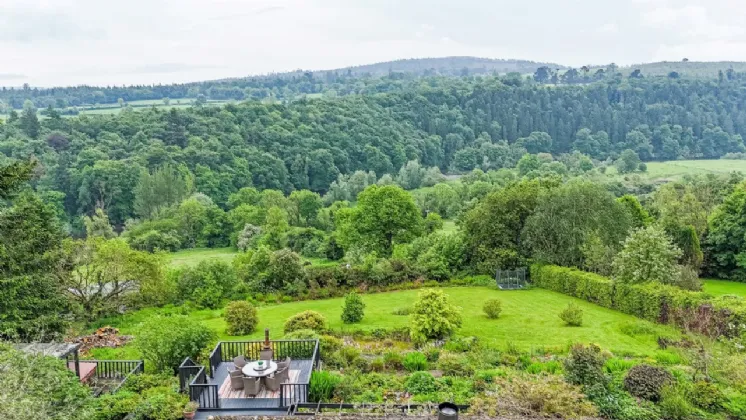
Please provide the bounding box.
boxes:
[1,0,745,87]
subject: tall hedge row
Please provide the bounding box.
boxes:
[530,264,746,338]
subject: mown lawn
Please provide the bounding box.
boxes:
[166,247,238,268]
[606,160,746,181]
[91,287,678,360]
[703,279,746,297]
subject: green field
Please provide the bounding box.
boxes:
[166,247,238,267]
[91,286,678,360]
[703,279,746,297]
[606,159,746,180]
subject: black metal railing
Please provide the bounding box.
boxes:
[188,366,219,409]
[178,358,202,392]
[279,339,319,407]
[209,339,318,378]
[280,383,309,407]
[91,360,144,380]
[86,359,144,396]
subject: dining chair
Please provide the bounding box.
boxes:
[243,376,262,397]
[277,356,291,370]
[229,370,244,390]
[233,355,247,370]
[263,374,281,392]
[260,348,273,361]
[275,366,289,383]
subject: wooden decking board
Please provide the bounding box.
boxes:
[206,359,314,409]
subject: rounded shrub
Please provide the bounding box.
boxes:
[483,299,502,319]
[284,310,327,334]
[559,303,583,326]
[623,364,673,401]
[283,329,319,340]
[319,335,342,356]
[309,371,342,402]
[437,352,475,376]
[383,351,403,370]
[405,371,437,394]
[564,344,608,388]
[402,351,428,372]
[409,289,462,344]
[340,292,365,324]
[224,301,258,336]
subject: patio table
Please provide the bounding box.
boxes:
[241,360,277,377]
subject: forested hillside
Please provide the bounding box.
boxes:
[330,56,564,77]
[3,73,746,229]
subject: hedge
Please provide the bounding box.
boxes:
[531,264,746,339]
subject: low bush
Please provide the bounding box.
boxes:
[383,351,403,370]
[136,316,216,374]
[405,371,437,394]
[283,329,319,340]
[319,335,342,355]
[309,371,342,402]
[470,375,598,418]
[659,385,697,420]
[223,301,258,336]
[724,392,746,419]
[689,381,725,411]
[340,292,365,324]
[559,303,583,326]
[482,299,502,319]
[409,289,462,344]
[564,344,608,388]
[402,352,428,372]
[604,358,637,374]
[437,352,475,377]
[284,310,327,334]
[623,364,674,401]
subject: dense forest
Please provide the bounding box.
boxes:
[4,61,746,420]
[3,72,746,230]
[2,57,745,110]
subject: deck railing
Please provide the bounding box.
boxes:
[210,339,318,378]
[178,357,202,392]
[188,366,219,409]
[87,359,144,396]
[279,339,319,407]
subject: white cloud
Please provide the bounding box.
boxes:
[0,0,745,86]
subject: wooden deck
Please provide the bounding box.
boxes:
[208,360,314,409]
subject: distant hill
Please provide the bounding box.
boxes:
[593,61,746,78]
[319,56,567,77]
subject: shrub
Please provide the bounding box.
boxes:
[405,371,437,394]
[309,371,341,402]
[383,351,403,370]
[0,345,93,419]
[176,260,237,309]
[483,299,502,319]
[724,393,746,419]
[284,329,319,340]
[409,289,462,344]
[136,316,216,374]
[564,344,608,388]
[559,303,583,326]
[284,310,327,334]
[370,357,385,372]
[223,301,258,336]
[659,385,696,420]
[319,335,342,356]
[437,352,474,376]
[604,358,637,374]
[340,292,365,324]
[689,381,725,411]
[623,364,674,401]
[402,352,428,372]
[470,375,598,418]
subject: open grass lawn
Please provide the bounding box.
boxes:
[165,247,335,268]
[606,160,746,180]
[90,287,678,360]
[166,247,238,268]
[703,279,746,297]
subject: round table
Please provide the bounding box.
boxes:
[242,360,277,377]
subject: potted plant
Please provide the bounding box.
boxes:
[183,401,199,420]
